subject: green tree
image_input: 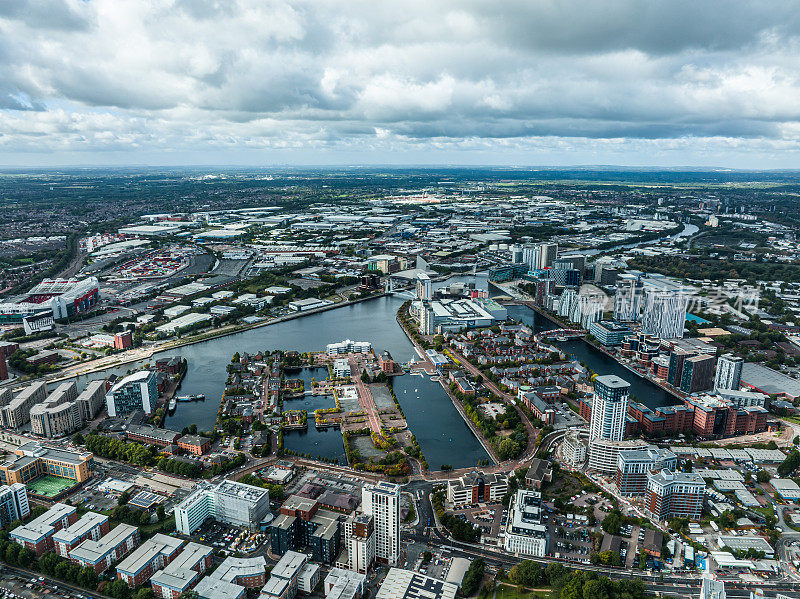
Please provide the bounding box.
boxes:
[497,438,521,460]
[778,449,800,477]
[601,509,624,535]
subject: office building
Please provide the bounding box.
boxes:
[125,424,181,447]
[325,568,366,599]
[177,434,212,455]
[69,523,139,573]
[715,354,743,392]
[53,511,110,558]
[593,262,618,286]
[646,470,704,521]
[0,381,48,429]
[0,441,93,486]
[447,471,509,506]
[589,321,631,346]
[361,482,399,566]
[641,277,689,339]
[269,495,341,565]
[175,480,270,535]
[325,339,372,355]
[150,542,213,599]
[333,359,350,378]
[105,370,158,417]
[536,243,558,269]
[0,483,29,527]
[117,533,185,588]
[503,489,548,557]
[616,446,677,496]
[589,438,650,477]
[11,502,77,556]
[551,262,581,287]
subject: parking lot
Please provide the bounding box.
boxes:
[192,519,267,555]
[456,502,505,537]
[0,569,90,599]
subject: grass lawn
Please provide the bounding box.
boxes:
[26,475,76,498]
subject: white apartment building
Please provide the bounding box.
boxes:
[613,273,642,322]
[415,272,432,300]
[640,277,689,339]
[715,353,743,392]
[589,439,649,476]
[503,489,548,557]
[361,482,399,566]
[0,483,29,528]
[340,513,376,575]
[559,430,587,467]
[446,471,508,506]
[175,480,270,535]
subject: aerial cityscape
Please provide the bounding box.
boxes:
[3,3,800,599]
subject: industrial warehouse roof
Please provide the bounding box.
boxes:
[376,568,457,599]
[742,362,800,398]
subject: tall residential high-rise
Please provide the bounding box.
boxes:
[536,243,558,269]
[342,513,376,574]
[361,482,399,566]
[714,354,743,392]
[524,242,558,270]
[588,375,631,472]
[589,375,630,442]
[640,277,689,339]
[614,273,643,322]
[415,272,432,301]
[0,483,29,527]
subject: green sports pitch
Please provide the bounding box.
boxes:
[26,475,76,498]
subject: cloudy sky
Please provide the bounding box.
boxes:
[2,0,800,167]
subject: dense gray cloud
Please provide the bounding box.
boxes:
[0,0,800,166]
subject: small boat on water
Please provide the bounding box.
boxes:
[175,394,206,402]
[168,398,177,411]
